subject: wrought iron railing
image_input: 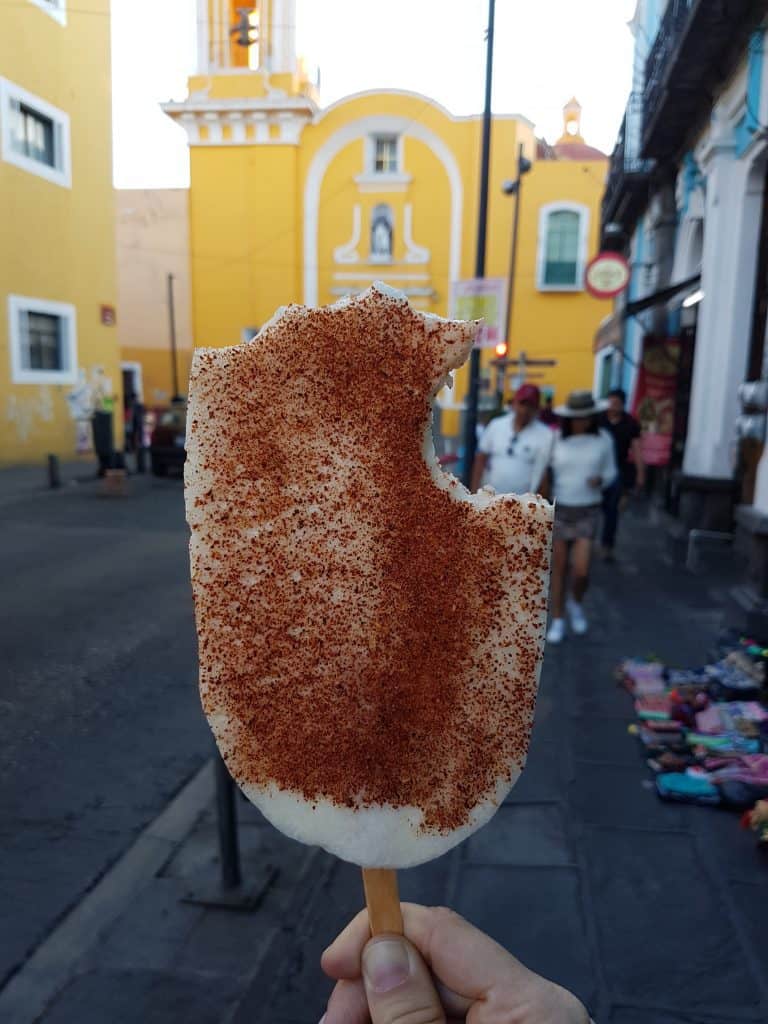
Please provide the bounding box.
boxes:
[642,0,695,124]
[602,92,654,226]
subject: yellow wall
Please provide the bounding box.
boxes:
[188,145,301,346]
[0,0,121,464]
[507,158,608,404]
[170,74,606,443]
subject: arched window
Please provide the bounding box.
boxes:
[370,204,393,262]
[537,203,589,290]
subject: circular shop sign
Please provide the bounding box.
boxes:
[585,252,630,300]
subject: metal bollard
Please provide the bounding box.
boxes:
[181,752,277,910]
[47,454,61,489]
[215,753,242,889]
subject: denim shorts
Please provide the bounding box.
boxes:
[553,504,601,542]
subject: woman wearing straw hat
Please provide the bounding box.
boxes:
[546,390,617,645]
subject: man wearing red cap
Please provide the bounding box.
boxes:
[470,384,554,497]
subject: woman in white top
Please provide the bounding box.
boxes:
[546,391,617,645]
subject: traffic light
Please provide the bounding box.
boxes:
[495,341,508,358]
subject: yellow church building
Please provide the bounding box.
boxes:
[161,0,608,444]
[0,0,121,465]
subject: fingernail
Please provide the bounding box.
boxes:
[363,939,411,993]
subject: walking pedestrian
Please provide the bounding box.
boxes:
[539,392,560,429]
[546,390,617,645]
[470,384,554,497]
[597,388,646,561]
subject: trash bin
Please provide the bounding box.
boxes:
[91,409,114,477]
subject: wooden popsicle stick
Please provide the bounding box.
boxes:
[362,868,404,935]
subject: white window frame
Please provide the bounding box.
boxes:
[356,133,412,189]
[536,201,590,292]
[28,0,67,25]
[0,77,71,188]
[8,294,78,385]
[369,133,401,173]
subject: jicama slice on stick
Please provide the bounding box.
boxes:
[185,284,552,872]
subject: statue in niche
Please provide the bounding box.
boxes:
[371,206,393,261]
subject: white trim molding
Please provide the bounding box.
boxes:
[304,115,462,306]
[162,95,316,147]
[403,204,430,264]
[354,134,413,191]
[195,0,210,71]
[8,294,78,386]
[28,0,66,25]
[354,171,412,193]
[0,77,71,188]
[332,272,430,281]
[330,286,436,299]
[333,205,362,264]
[536,201,590,292]
[314,89,536,132]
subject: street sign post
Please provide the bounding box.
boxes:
[585,252,631,300]
[450,277,507,349]
[497,350,557,393]
[460,0,497,487]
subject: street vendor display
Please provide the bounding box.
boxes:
[184,284,552,928]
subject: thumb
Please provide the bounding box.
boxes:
[362,934,446,1024]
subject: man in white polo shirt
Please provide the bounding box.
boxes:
[470,384,553,497]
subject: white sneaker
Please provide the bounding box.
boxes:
[546,618,566,644]
[567,599,588,635]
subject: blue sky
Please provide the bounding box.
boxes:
[112,0,636,188]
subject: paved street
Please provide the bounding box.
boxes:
[1,480,767,1023]
[0,472,209,991]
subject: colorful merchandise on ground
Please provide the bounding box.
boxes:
[619,633,768,849]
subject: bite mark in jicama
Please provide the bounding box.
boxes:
[185,285,553,868]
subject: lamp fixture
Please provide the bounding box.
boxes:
[682,288,704,309]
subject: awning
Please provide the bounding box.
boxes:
[624,273,701,317]
[593,312,623,353]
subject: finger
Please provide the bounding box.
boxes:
[362,934,445,1024]
[322,909,471,1017]
[323,978,370,1024]
[323,905,445,979]
[324,903,527,1000]
[435,979,472,1019]
[321,907,370,980]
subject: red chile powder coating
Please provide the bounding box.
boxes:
[186,290,552,834]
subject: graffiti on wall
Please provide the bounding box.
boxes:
[6,388,54,443]
[66,367,115,453]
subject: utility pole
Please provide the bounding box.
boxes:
[502,144,532,347]
[167,272,181,401]
[461,0,496,487]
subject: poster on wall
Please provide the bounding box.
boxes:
[632,336,681,466]
[75,420,93,454]
[449,278,507,349]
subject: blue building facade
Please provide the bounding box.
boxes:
[599,0,768,632]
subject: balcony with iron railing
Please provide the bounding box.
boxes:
[642,0,768,161]
[601,92,654,236]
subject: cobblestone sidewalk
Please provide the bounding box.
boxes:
[21,508,768,1024]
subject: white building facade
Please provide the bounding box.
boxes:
[599,0,768,631]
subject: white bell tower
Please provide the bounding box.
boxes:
[195,0,298,75]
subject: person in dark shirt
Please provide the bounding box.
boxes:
[539,393,560,429]
[597,388,645,560]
